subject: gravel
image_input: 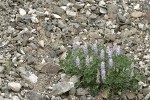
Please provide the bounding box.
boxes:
[0,0,149,99]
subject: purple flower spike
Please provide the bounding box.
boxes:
[100,62,106,81]
[100,49,105,60]
[82,43,88,54]
[86,55,90,66]
[108,58,113,68]
[92,43,98,54]
[76,56,80,68]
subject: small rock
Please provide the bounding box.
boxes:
[137,94,144,100]
[31,16,39,23]
[134,4,140,10]
[20,71,38,83]
[0,66,4,73]
[66,10,77,17]
[98,0,105,6]
[143,87,150,95]
[89,14,97,19]
[105,34,116,41]
[80,96,87,100]
[88,32,100,39]
[69,75,78,84]
[51,82,74,95]
[27,91,42,100]
[138,23,144,30]
[117,13,126,23]
[131,11,143,18]
[52,14,61,19]
[12,96,20,100]
[76,88,88,96]
[69,87,76,95]
[126,92,135,100]
[40,63,62,74]
[38,40,44,48]
[19,8,26,16]
[68,95,78,100]
[100,7,107,14]
[145,11,150,23]
[8,82,21,92]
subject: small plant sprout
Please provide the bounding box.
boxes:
[108,58,113,68]
[86,55,90,66]
[92,42,98,54]
[76,56,80,68]
[100,49,105,60]
[82,43,88,54]
[100,61,106,82]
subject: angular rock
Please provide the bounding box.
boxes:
[76,88,88,96]
[20,71,38,83]
[145,11,150,23]
[126,92,135,100]
[66,10,77,17]
[51,82,74,95]
[0,66,4,73]
[8,82,21,92]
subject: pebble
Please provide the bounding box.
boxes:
[12,96,20,100]
[66,10,77,17]
[0,66,4,73]
[134,4,140,10]
[126,92,135,100]
[52,14,61,19]
[51,82,74,95]
[131,11,143,18]
[38,40,44,48]
[19,8,26,16]
[8,82,22,92]
[76,88,88,96]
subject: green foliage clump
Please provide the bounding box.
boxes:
[59,43,145,95]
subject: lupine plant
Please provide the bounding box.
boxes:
[59,42,145,95]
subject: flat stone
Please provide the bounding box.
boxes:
[66,10,77,17]
[0,66,4,73]
[143,87,150,95]
[27,91,42,100]
[131,11,143,18]
[8,82,21,92]
[52,6,65,15]
[51,82,74,95]
[76,88,88,96]
[20,71,38,83]
[137,94,144,100]
[145,11,150,23]
[12,96,20,100]
[40,63,62,74]
[105,34,116,41]
[88,32,100,39]
[126,92,135,100]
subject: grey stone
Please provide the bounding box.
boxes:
[12,96,20,100]
[51,82,74,95]
[80,96,87,100]
[107,4,118,14]
[0,66,4,73]
[52,6,65,15]
[117,13,126,23]
[66,10,77,17]
[76,88,88,96]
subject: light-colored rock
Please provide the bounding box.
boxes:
[100,7,107,14]
[126,92,135,100]
[66,10,77,17]
[88,32,100,39]
[134,4,140,10]
[76,88,88,96]
[12,96,20,100]
[31,15,39,23]
[143,87,150,95]
[137,94,144,100]
[131,11,143,18]
[0,66,4,73]
[20,71,38,83]
[52,14,61,19]
[38,40,44,48]
[19,8,26,16]
[51,82,74,95]
[69,75,78,84]
[8,82,21,92]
